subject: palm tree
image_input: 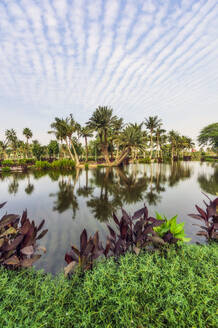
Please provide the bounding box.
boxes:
[23,128,33,158]
[5,129,18,159]
[79,126,93,162]
[155,127,166,159]
[114,123,146,166]
[168,130,179,161]
[49,115,80,166]
[87,106,118,164]
[0,140,8,160]
[144,116,162,159]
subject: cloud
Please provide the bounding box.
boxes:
[0,0,217,143]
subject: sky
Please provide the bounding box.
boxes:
[0,0,218,144]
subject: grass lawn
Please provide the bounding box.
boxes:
[0,243,217,328]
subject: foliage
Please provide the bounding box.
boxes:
[0,244,217,328]
[48,140,59,157]
[51,159,75,170]
[65,205,190,275]
[65,229,107,274]
[1,159,14,167]
[0,202,47,269]
[84,163,89,170]
[198,122,218,150]
[138,157,151,163]
[106,207,163,256]
[189,195,218,240]
[154,212,191,243]
[35,160,51,170]
[1,167,11,173]
[32,141,45,160]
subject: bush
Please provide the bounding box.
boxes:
[25,158,35,165]
[0,202,47,269]
[138,157,151,164]
[84,163,89,170]
[1,166,11,172]
[0,244,217,328]
[1,160,14,167]
[35,161,51,170]
[51,159,75,170]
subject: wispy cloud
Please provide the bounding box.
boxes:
[0,0,217,142]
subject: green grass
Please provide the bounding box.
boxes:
[0,244,217,328]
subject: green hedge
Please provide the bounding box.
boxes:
[0,244,217,328]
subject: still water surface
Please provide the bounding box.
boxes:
[0,161,217,274]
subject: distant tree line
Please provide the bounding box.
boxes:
[0,106,217,165]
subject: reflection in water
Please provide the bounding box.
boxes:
[0,162,196,218]
[1,163,216,218]
[0,162,216,274]
[50,169,81,218]
[198,164,218,195]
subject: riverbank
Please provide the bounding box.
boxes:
[0,156,217,173]
[0,243,217,328]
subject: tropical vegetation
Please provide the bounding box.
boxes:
[1,107,216,169]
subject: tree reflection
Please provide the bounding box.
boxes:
[77,170,94,197]
[8,178,19,195]
[198,165,218,195]
[168,162,192,187]
[50,169,80,218]
[87,168,121,221]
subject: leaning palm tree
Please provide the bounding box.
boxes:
[23,128,33,158]
[78,126,93,162]
[87,106,118,164]
[144,116,162,159]
[114,123,146,166]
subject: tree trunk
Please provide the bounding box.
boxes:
[114,147,130,166]
[101,144,110,165]
[85,136,88,162]
[65,140,75,161]
[156,135,159,158]
[70,139,80,166]
[150,133,153,159]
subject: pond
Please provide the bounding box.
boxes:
[0,161,217,274]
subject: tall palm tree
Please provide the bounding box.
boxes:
[5,129,18,159]
[0,140,8,160]
[114,123,146,166]
[144,116,162,159]
[168,130,179,161]
[23,128,33,158]
[79,126,93,162]
[155,127,166,159]
[87,106,118,164]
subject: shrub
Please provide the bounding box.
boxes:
[1,167,11,173]
[2,160,14,167]
[154,213,191,243]
[51,159,75,170]
[35,161,51,170]
[189,195,218,240]
[84,163,89,170]
[0,202,47,269]
[65,206,189,275]
[138,157,151,164]
[25,158,35,165]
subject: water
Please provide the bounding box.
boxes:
[0,161,217,274]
